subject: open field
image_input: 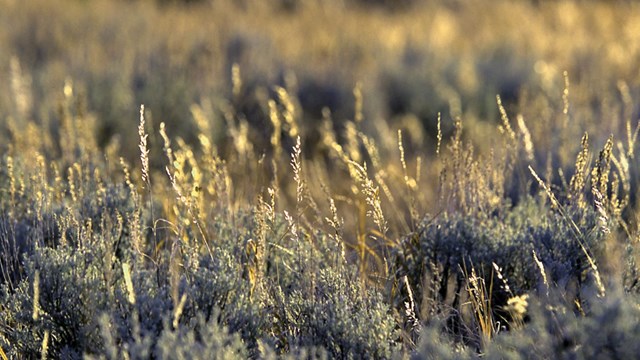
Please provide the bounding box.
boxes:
[2,0,640,358]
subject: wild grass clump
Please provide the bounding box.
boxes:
[394,197,607,346]
[0,203,398,358]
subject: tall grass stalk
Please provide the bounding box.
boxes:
[529,165,606,296]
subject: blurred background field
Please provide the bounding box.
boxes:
[3,0,640,222]
[3,0,640,158]
[3,0,640,358]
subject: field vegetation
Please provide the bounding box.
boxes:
[2,0,640,358]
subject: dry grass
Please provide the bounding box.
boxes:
[2,0,640,357]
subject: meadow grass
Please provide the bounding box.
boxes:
[2,0,640,358]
